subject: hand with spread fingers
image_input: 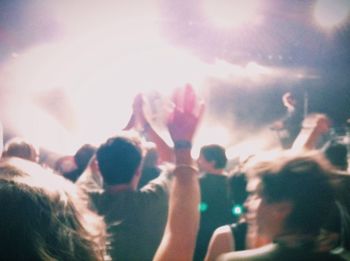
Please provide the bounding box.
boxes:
[167,84,205,144]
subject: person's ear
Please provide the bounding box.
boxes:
[274,201,293,221]
[208,160,216,169]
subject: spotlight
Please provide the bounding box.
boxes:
[313,0,350,30]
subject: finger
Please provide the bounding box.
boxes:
[184,84,195,113]
[197,100,205,120]
[167,110,175,127]
[133,93,142,106]
[133,93,143,113]
[172,87,184,112]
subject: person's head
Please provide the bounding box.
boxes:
[248,154,334,239]
[323,141,348,171]
[96,134,143,186]
[54,155,77,175]
[74,144,97,170]
[197,144,227,173]
[0,158,106,261]
[143,142,159,169]
[2,137,39,162]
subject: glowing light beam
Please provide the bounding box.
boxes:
[202,0,261,29]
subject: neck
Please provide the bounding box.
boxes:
[246,224,272,249]
[105,183,134,193]
[206,169,226,175]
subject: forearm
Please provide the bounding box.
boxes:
[292,128,317,151]
[153,149,200,261]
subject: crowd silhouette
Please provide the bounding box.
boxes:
[0,85,350,261]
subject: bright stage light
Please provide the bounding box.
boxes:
[1,0,310,155]
[313,0,350,30]
[202,0,261,29]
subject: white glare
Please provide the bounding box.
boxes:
[313,0,350,30]
[202,0,261,29]
[0,0,308,154]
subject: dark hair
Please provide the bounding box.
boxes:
[0,159,106,261]
[200,144,227,169]
[323,141,348,171]
[96,135,142,185]
[3,137,39,162]
[74,144,97,170]
[258,155,334,235]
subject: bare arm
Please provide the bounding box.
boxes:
[154,85,204,261]
[292,114,330,151]
[131,94,174,163]
[205,226,235,261]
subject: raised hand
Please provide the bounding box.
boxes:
[154,84,203,261]
[123,93,149,131]
[167,84,205,143]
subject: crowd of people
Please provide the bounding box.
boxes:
[0,85,350,261]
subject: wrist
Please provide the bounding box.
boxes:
[174,164,199,174]
[174,150,193,165]
[174,140,192,150]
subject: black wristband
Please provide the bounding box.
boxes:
[174,140,192,149]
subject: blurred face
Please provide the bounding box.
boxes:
[245,179,287,239]
[197,153,213,172]
[244,178,261,227]
[256,197,281,237]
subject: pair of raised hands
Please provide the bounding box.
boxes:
[125,85,205,146]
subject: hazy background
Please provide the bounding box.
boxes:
[0,0,349,156]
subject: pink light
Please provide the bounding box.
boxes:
[313,0,350,30]
[202,0,262,29]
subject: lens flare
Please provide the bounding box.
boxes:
[313,0,350,30]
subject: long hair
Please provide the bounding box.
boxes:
[0,158,106,261]
[257,154,334,236]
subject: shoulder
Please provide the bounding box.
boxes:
[205,225,235,261]
[140,169,172,193]
[212,225,234,243]
[217,243,277,261]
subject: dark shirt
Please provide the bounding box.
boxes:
[194,173,232,261]
[78,170,170,261]
[218,242,346,261]
[138,166,161,189]
[230,222,248,251]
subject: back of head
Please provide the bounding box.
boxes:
[74,144,97,170]
[200,144,227,169]
[97,135,142,185]
[323,141,348,171]
[258,154,334,235]
[143,143,159,168]
[0,160,105,261]
[2,137,39,162]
